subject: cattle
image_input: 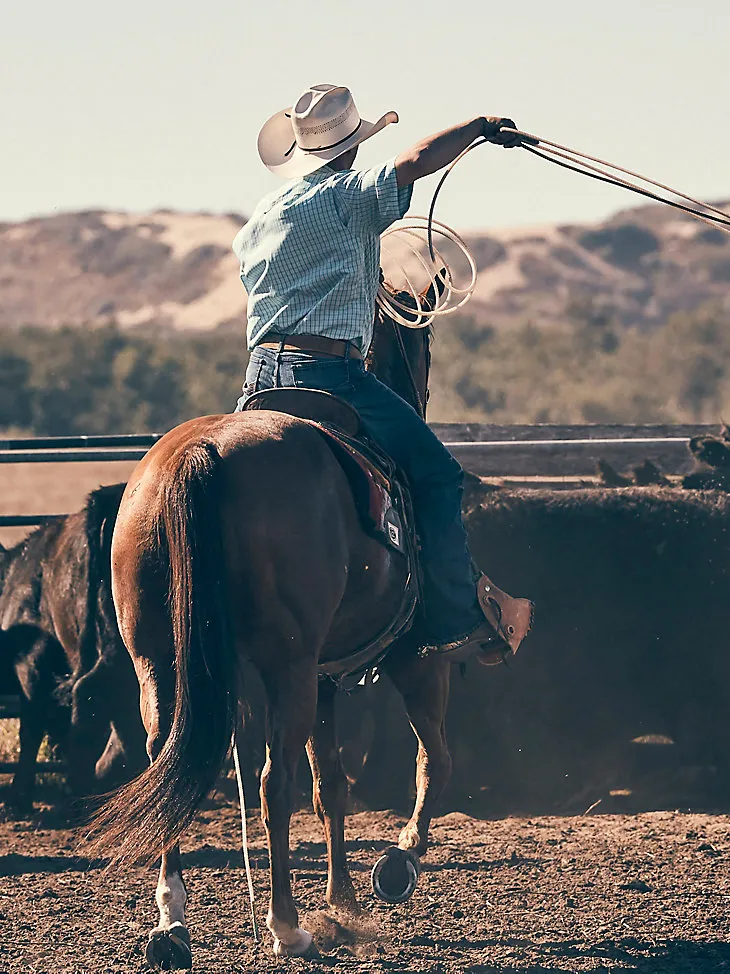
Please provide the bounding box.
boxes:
[341,484,730,816]
[596,424,730,491]
[682,425,730,490]
[5,475,730,822]
[0,484,146,815]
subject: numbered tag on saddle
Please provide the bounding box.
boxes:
[383,505,406,554]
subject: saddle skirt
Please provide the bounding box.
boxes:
[242,388,420,682]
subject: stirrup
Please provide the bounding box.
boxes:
[418,623,503,663]
[477,574,534,655]
[418,575,534,663]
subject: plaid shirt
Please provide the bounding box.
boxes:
[232,158,413,354]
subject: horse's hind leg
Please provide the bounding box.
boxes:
[389,653,452,855]
[259,660,319,957]
[372,652,452,903]
[132,656,192,971]
[147,845,192,970]
[305,677,359,913]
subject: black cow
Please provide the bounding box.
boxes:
[683,425,730,490]
[0,484,146,814]
[342,484,730,816]
[596,424,730,491]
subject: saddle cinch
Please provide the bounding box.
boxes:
[242,388,420,682]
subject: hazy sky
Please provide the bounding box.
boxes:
[3,0,729,229]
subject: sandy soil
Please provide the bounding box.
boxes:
[1,796,730,973]
[0,461,137,548]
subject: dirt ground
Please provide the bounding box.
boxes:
[2,796,730,974]
[3,468,730,971]
[0,460,137,548]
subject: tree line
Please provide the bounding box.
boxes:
[1,303,729,436]
[0,324,247,436]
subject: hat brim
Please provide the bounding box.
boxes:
[258,109,399,180]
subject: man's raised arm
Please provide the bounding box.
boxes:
[395,116,520,188]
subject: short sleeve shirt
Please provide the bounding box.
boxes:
[232,158,413,354]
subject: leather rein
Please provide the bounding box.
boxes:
[392,317,429,419]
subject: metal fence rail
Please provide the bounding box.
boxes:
[430,422,715,478]
[0,515,64,527]
[0,422,719,779]
[0,449,150,464]
[0,423,717,528]
[0,434,162,450]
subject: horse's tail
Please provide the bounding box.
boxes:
[86,440,238,866]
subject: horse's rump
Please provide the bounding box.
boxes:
[89,411,403,863]
[90,432,238,863]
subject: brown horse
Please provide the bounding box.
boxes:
[90,295,464,967]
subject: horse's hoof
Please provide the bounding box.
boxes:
[272,928,316,958]
[329,896,362,917]
[327,876,361,916]
[371,846,421,903]
[146,925,192,970]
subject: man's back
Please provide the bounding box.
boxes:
[233,159,411,353]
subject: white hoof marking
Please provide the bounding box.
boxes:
[272,928,313,957]
[155,872,187,929]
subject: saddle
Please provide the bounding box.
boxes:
[242,388,420,682]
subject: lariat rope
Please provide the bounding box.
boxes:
[377,216,478,328]
[232,729,260,943]
[376,128,730,329]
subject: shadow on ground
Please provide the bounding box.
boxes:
[465,938,730,972]
[0,852,106,875]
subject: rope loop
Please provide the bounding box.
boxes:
[377,126,730,332]
[376,217,477,328]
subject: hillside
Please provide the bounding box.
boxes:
[1,201,729,333]
[0,211,247,332]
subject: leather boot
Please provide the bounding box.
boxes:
[422,574,534,666]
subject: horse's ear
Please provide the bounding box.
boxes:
[421,268,448,310]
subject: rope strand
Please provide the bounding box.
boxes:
[503,129,730,224]
[232,731,260,943]
[376,126,730,331]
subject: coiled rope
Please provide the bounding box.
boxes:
[376,127,730,329]
[378,216,477,327]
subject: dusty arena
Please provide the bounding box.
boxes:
[4,464,730,969]
[1,797,730,972]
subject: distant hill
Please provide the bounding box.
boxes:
[1,202,729,332]
[0,210,247,331]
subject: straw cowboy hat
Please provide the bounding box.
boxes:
[258,84,399,180]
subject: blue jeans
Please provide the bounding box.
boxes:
[236,346,484,644]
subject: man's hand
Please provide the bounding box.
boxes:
[481,116,522,148]
[395,115,528,188]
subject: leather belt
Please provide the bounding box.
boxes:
[258,333,363,361]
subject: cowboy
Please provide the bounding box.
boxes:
[233,84,531,661]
